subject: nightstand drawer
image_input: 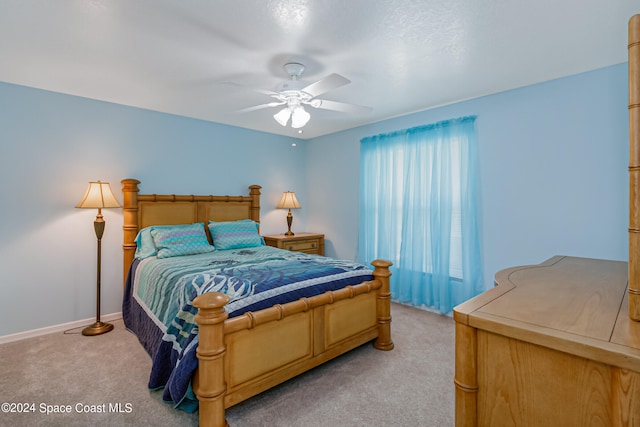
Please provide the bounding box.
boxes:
[285,239,320,252]
[262,233,325,256]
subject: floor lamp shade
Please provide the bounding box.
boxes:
[76,181,121,210]
[276,191,301,236]
[76,181,121,336]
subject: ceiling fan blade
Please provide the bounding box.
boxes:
[310,99,372,114]
[236,101,285,113]
[222,81,280,97]
[300,73,350,98]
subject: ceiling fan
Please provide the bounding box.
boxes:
[233,62,371,129]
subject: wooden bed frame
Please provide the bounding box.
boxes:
[121,178,393,427]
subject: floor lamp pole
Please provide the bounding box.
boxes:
[82,208,114,336]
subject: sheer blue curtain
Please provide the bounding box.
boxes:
[357,116,483,314]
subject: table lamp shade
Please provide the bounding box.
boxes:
[276,191,301,210]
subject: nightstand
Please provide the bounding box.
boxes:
[262,232,324,256]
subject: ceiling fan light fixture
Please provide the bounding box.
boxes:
[273,107,292,126]
[291,106,310,129]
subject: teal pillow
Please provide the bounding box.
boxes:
[150,223,214,259]
[208,220,264,250]
[135,225,186,259]
[134,227,158,259]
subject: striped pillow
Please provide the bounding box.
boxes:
[208,220,264,250]
[150,223,214,259]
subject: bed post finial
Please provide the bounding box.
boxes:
[371,259,394,350]
[194,292,230,427]
[121,179,140,286]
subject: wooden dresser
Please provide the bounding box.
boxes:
[453,256,640,426]
[262,232,324,256]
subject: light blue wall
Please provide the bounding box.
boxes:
[0,83,307,336]
[0,63,628,336]
[306,63,628,289]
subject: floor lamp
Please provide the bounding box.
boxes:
[76,181,121,336]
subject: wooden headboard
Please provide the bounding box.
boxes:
[120,178,262,284]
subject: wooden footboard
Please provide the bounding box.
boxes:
[193,259,393,427]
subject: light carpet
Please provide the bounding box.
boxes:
[0,302,455,426]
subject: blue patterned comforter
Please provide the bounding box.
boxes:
[122,245,373,411]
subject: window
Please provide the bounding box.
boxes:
[357,116,483,314]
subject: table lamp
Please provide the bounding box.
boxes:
[276,191,301,235]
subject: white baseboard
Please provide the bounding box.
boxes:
[0,312,122,345]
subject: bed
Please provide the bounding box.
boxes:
[120,178,393,427]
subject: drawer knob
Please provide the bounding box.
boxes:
[289,246,294,250]
[312,243,316,248]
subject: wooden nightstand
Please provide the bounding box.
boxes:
[262,232,324,256]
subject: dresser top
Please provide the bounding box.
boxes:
[454,256,640,370]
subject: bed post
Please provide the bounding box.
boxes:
[371,259,394,350]
[249,185,261,224]
[630,14,640,321]
[121,179,140,286]
[193,292,230,427]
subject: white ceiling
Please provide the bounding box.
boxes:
[0,1,637,139]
